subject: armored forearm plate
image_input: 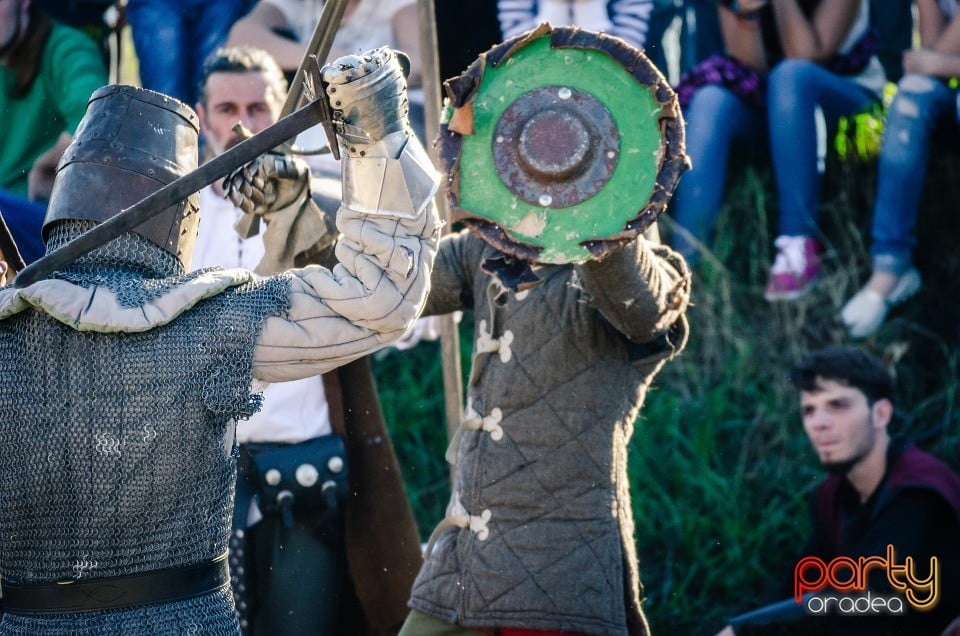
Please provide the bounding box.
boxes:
[439,24,688,264]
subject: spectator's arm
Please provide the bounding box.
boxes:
[770,0,861,61]
[226,1,355,70]
[902,47,960,77]
[719,3,770,70]
[916,0,950,49]
[28,132,70,202]
[916,0,960,55]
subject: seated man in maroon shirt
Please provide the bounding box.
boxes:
[717,345,960,636]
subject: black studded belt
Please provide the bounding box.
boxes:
[0,553,230,616]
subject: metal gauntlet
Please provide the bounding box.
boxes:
[324,47,439,219]
[321,46,411,154]
[223,152,311,216]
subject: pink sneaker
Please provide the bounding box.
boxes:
[764,236,821,301]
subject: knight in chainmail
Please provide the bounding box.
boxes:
[0,46,438,635]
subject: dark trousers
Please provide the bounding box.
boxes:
[245,512,349,636]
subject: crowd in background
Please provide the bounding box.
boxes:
[2,0,949,338]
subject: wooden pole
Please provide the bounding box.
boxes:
[417,0,464,463]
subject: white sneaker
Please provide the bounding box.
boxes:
[840,268,922,338]
[764,236,821,301]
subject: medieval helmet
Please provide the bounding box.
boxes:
[43,84,201,269]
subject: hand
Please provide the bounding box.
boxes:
[28,132,71,202]
[0,260,8,287]
[320,47,410,153]
[222,153,310,215]
[942,615,960,636]
[729,0,769,16]
[902,48,941,76]
[27,158,59,202]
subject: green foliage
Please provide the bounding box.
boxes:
[373,124,960,634]
[371,313,474,536]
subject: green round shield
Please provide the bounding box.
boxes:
[439,24,688,264]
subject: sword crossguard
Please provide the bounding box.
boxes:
[305,54,342,161]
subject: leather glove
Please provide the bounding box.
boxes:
[222,152,311,216]
[321,46,411,154]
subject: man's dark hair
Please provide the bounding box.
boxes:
[789,345,894,405]
[196,46,287,108]
[4,7,54,98]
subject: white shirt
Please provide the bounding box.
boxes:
[194,186,332,444]
[262,0,422,176]
[264,0,415,53]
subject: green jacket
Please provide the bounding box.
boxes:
[0,21,106,196]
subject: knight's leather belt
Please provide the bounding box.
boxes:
[0,552,230,616]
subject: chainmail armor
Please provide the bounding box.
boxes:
[48,220,193,306]
[0,223,293,633]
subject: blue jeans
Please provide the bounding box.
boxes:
[127,0,249,105]
[766,59,877,237]
[670,84,765,262]
[0,189,47,265]
[870,74,956,275]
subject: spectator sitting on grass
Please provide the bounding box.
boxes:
[715,345,960,636]
[839,0,960,338]
[669,0,885,302]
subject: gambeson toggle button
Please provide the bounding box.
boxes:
[475,319,514,363]
[463,404,504,441]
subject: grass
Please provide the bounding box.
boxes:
[372,120,960,635]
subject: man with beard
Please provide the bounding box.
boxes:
[716,345,960,636]
[193,46,424,635]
